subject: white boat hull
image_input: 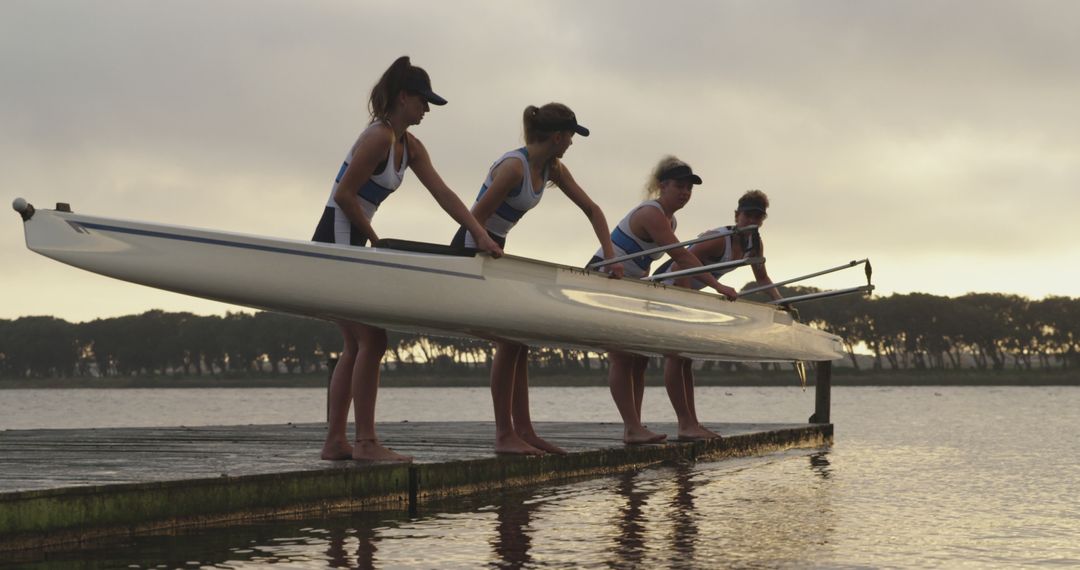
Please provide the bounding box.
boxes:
[18,206,845,362]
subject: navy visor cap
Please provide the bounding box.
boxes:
[658,164,703,185]
[737,196,768,213]
[541,115,590,137]
[403,68,447,106]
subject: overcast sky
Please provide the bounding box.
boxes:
[3,1,1079,322]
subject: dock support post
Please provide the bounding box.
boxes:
[809,360,831,424]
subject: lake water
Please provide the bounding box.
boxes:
[3,385,1079,568]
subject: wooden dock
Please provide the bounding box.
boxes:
[0,420,831,552]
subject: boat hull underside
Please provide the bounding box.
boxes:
[22,210,845,362]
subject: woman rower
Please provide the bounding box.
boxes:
[655,189,781,440]
[453,102,622,455]
[588,156,737,444]
[312,56,502,462]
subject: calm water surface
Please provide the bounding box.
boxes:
[3,385,1079,568]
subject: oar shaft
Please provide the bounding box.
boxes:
[767,284,875,306]
[588,225,759,269]
[645,256,764,282]
[741,259,870,295]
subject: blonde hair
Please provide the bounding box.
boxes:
[644,155,690,199]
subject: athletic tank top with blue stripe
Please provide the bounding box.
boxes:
[311,122,408,245]
[656,225,761,289]
[466,148,548,245]
[595,200,677,279]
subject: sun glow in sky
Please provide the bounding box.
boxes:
[3,1,1079,322]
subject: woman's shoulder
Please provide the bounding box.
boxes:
[354,122,396,151]
[492,151,526,177]
[403,131,426,153]
[630,200,667,221]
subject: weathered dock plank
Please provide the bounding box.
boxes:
[0,421,831,551]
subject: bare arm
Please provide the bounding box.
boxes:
[467,157,523,228]
[550,162,623,278]
[635,209,737,300]
[407,135,503,257]
[332,126,394,243]
[750,240,782,300]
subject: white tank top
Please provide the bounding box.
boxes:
[596,200,676,279]
[324,122,409,220]
[471,147,548,238]
[662,227,735,289]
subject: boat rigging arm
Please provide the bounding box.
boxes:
[741,258,871,295]
[586,225,759,269]
[644,256,765,282]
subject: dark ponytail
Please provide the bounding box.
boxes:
[369,56,412,121]
[522,102,576,143]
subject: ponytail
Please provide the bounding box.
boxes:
[522,102,576,143]
[369,56,412,121]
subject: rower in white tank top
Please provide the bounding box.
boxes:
[311,121,409,246]
[654,225,761,289]
[592,200,676,279]
[461,147,548,248]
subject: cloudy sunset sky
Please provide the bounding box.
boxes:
[3,1,1078,322]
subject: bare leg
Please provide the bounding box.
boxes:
[351,323,412,462]
[683,359,721,439]
[633,356,647,421]
[511,347,566,454]
[321,323,356,460]
[609,351,666,444]
[664,356,718,440]
[492,341,543,455]
[683,359,698,425]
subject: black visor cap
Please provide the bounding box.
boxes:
[541,117,590,137]
[658,164,703,185]
[403,70,447,106]
[737,197,767,213]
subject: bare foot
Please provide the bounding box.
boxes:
[495,433,544,455]
[519,432,567,455]
[320,440,354,460]
[352,439,413,462]
[624,425,668,444]
[676,424,723,441]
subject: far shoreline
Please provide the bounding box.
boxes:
[1,368,1077,389]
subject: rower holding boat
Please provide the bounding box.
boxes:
[452,103,622,456]
[656,190,781,441]
[312,56,502,462]
[589,157,736,445]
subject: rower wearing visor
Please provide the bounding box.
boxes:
[453,103,622,456]
[591,157,736,445]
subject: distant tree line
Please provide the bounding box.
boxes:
[0,290,1077,379]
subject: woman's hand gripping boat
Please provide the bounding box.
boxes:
[12,199,868,363]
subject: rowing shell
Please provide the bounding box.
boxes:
[15,202,845,362]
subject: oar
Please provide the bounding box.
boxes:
[645,257,765,282]
[767,284,875,306]
[740,258,871,296]
[588,225,759,269]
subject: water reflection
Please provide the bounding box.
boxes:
[667,465,699,567]
[322,523,381,570]
[809,451,832,479]
[610,470,649,567]
[489,495,540,569]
